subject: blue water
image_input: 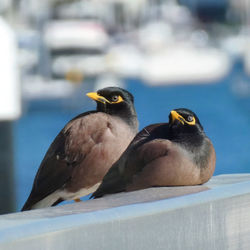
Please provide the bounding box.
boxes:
[14,61,250,211]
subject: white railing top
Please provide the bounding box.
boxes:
[1,173,250,250]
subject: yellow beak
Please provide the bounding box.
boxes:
[86,92,110,104]
[170,110,185,125]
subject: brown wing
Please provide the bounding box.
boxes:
[21,111,96,211]
[92,123,169,198]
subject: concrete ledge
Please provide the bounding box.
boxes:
[1,174,250,250]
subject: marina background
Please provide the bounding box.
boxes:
[0,0,250,212]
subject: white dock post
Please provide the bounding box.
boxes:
[0,17,21,214]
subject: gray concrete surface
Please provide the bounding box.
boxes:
[1,174,250,250]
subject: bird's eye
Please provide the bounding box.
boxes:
[111,95,119,102]
[187,116,193,122]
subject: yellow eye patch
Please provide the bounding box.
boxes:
[110,95,123,104]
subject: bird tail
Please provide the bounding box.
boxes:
[21,202,33,211]
[21,191,63,211]
[21,196,37,211]
[91,179,125,199]
[91,162,127,199]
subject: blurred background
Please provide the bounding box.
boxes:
[0,0,250,214]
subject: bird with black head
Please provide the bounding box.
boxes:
[92,108,216,198]
[21,87,138,211]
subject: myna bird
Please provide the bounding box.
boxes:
[21,87,138,211]
[92,108,216,198]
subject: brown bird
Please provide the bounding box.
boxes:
[22,87,138,210]
[92,108,216,198]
